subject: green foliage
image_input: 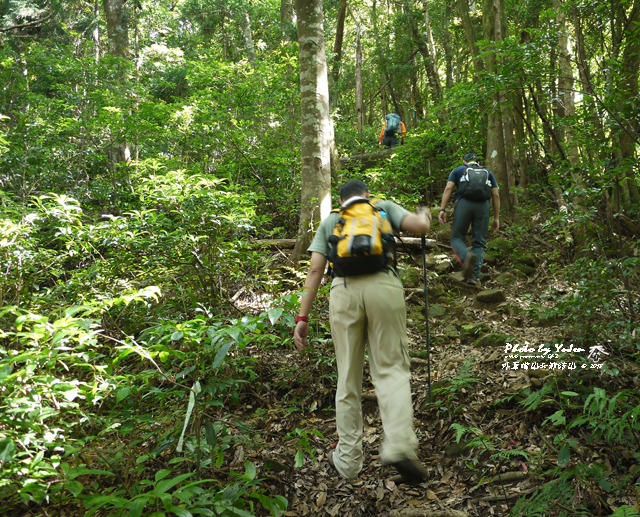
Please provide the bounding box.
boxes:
[284,428,325,468]
[426,357,480,414]
[538,251,640,352]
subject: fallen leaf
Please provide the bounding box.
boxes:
[316,492,326,507]
[426,489,438,500]
[441,470,453,484]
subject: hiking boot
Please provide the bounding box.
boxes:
[390,458,428,485]
[327,450,340,476]
[466,277,480,286]
[462,252,477,279]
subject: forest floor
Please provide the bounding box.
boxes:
[208,225,638,517]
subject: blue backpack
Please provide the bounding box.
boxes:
[384,113,401,136]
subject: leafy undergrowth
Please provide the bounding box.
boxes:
[2,200,640,517]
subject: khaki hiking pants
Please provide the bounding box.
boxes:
[329,270,419,480]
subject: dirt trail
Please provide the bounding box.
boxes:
[236,234,629,517]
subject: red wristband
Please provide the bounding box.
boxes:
[295,315,309,323]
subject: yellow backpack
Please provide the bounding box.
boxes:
[327,199,397,277]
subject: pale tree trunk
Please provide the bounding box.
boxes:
[556,0,587,252]
[102,0,131,174]
[482,0,511,216]
[94,0,100,64]
[443,0,454,89]
[241,6,256,66]
[292,0,332,261]
[280,0,295,41]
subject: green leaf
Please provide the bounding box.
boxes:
[117,387,131,402]
[155,469,171,482]
[561,391,579,397]
[171,331,184,341]
[294,450,304,468]
[0,438,17,464]
[242,460,256,482]
[225,327,242,342]
[169,506,193,517]
[176,387,196,453]
[154,472,194,496]
[599,479,612,492]
[212,341,233,369]
[204,421,217,448]
[67,467,116,479]
[557,444,570,466]
[267,308,284,326]
[129,498,147,517]
[65,480,83,497]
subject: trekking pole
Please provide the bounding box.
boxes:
[421,233,433,404]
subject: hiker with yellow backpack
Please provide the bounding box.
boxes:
[293,179,431,484]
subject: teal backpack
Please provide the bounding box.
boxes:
[384,113,401,136]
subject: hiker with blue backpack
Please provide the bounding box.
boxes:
[293,179,430,484]
[379,113,406,147]
[438,152,500,286]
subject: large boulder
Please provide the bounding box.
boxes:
[473,332,510,348]
[476,289,507,304]
[461,321,490,341]
[429,304,447,318]
[399,266,422,288]
[513,251,538,268]
[496,272,517,286]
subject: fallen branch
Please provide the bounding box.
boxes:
[480,482,553,502]
[489,471,535,485]
[389,509,468,517]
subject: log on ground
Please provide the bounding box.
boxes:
[253,237,438,250]
[339,148,400,171]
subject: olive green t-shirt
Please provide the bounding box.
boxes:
[307,198,411,256]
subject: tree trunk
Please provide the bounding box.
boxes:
[292,0,333,261]
[102,0,129,58]
[613,0,640,207]
[102,0,131,173]
[241,6,256,66]
[443,0,454,89]
[483,0,511,215]
[373,0,401,116]
[513,87,528,188]
[331,0,348,85]
[405,1,442,106]
[456,0,484,77]
[350,8,364,133]
[280,0,295,41]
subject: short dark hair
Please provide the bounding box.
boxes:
[464,152,478,162]
[340,179,368,200]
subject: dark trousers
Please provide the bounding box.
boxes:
[450,198,490,279]
[382,134,399,147]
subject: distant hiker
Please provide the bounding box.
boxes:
[379,113,406,147]
[438,152,500,285]
[294,179,430,484]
